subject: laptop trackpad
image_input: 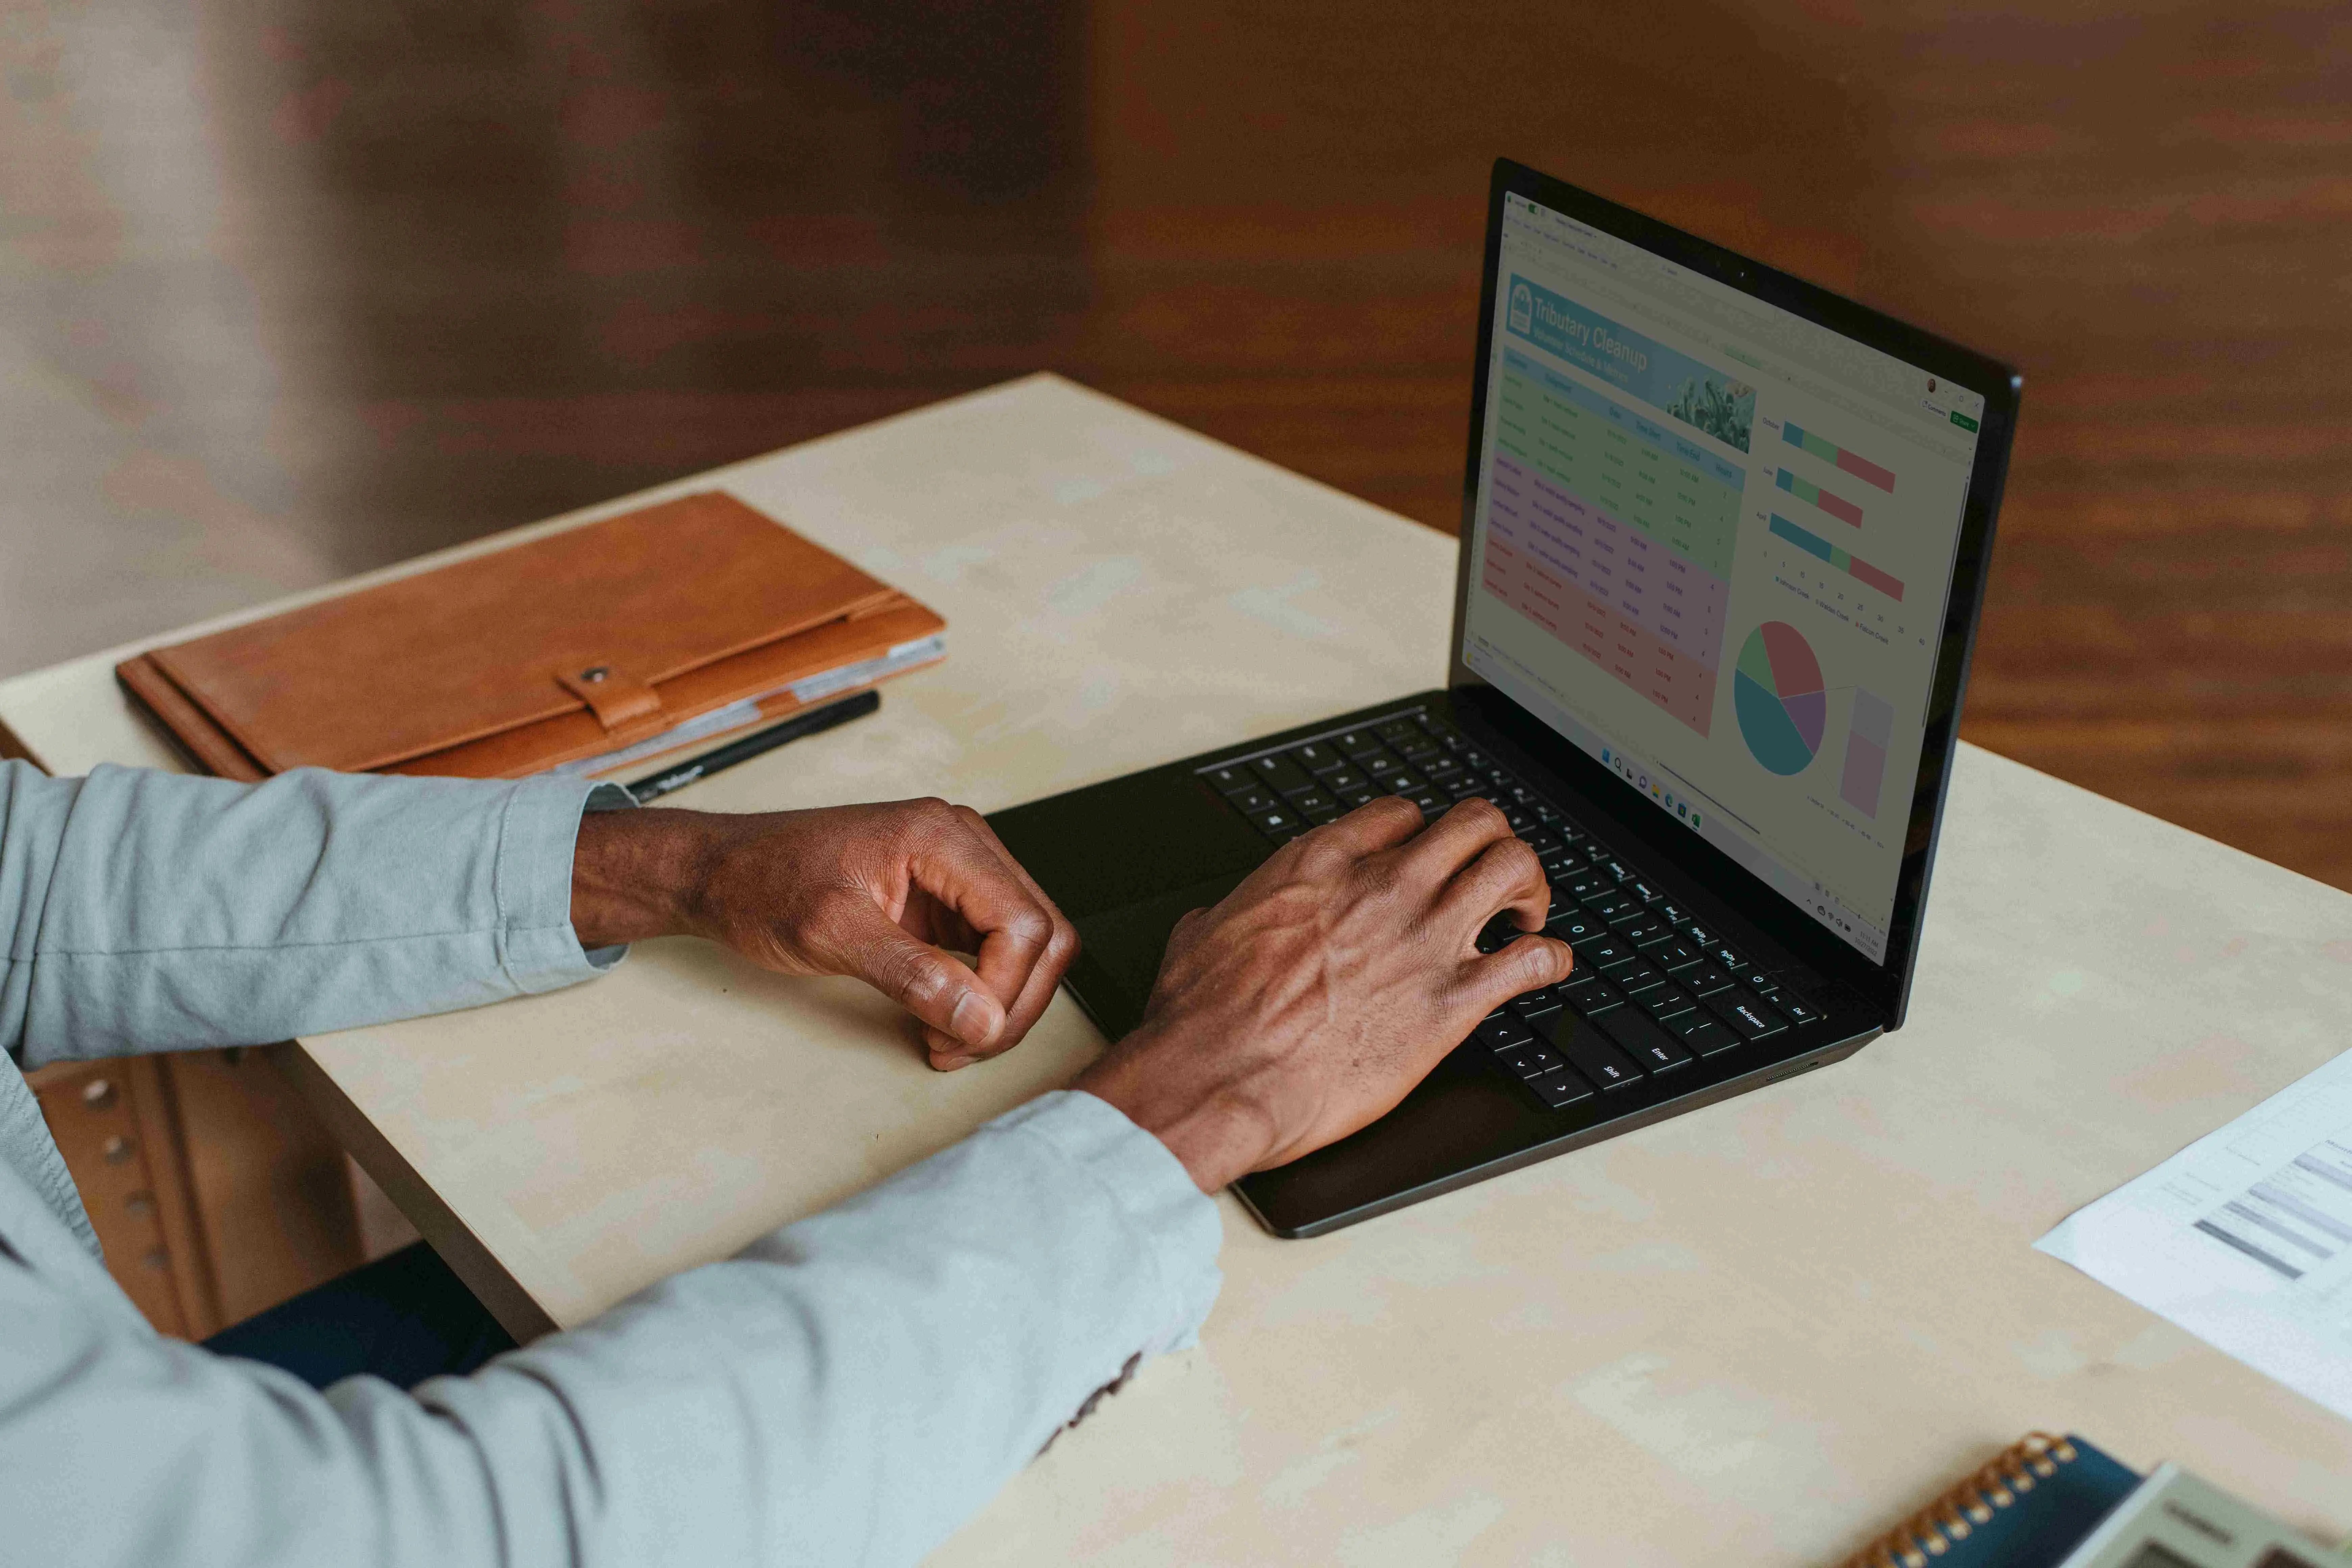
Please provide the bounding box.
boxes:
[1069,871,1252,1037]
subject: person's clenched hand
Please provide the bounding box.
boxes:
[1075,795,1573,1192]
[569,799,1079,1071]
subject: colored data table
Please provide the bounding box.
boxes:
[2,375,2347,1563]
[1483,349,1737,733]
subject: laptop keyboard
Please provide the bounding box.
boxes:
[1198,710,1825,1113]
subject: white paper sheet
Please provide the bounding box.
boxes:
[2037,1047,2352,1423]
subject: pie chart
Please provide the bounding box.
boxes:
[1733,621,1827,775]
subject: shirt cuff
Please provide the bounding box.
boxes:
[1009,1090,1225,1354]
[494,776,638,992]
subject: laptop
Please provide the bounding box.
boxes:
[989,158,2021,1237]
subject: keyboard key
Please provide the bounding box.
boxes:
[1597,859,1635,882]
[1337,788,1380,809]
[1562,976,1626,1015]
[1566,872,1611,900]
[1613,962,1668,995]
[1203,763,1256,794]
[1421,755,1462,782]
[1321,765,1366,791]
[1245,806,1302,835]
[1679,964,1737,996]
[1678,923,1719,949]
[1652,901,1687,925]
[1291,740,1344,773]
[1614,913,1672,946]
[1334,728,1383,757]
[1476,1016,1535,1050]
[1777,993,1825,1026]
[1372,718,1422,744]
[1597,1009,1696,1074]
[1229,786,1278,814]
[1301,802,1342,825]
[1547,911,1606,944]
[1523,1068,1596,1109]
[1284,784,1335,812]
[1359,750,1404,779]
[1640,986,1697,1020]
[1551,1016,1642,1089]
[1391,733,1441,762]
[1643,938,1702,972]
[1707,988,1789,1041]
[1663,1012,1739,1056]
[1406,790,1446,813]
[1584,892,1641,922]
[1252,754,1314,792]
[1382,769,1428,793]
[1701,944,1752,974]
[1496,1042,1568,1078]
[1505,1001,1561,1034]
[1581,936,1636,971]
[1419,716,1464,744]
[1625,880,1667,905]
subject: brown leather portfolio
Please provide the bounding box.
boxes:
[116,491,945,783]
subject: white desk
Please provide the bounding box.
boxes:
[3,374,2348,1561]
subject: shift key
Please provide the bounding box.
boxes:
[1546,1012,1642,1090]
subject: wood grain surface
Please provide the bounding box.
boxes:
[2,0,2345,888]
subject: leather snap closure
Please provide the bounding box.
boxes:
[581,666,609,683]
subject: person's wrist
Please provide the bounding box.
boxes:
[569,806,724,949]
[1075,1021,1283,1193]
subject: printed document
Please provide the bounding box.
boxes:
[2037,1047,2352,1422]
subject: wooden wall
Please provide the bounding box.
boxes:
[4,0,2347,903]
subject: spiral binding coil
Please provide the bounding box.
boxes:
[1840,1432,2079,1568]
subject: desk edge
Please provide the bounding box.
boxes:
[269,1043,559,1343]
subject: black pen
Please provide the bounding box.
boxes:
[622,689,882,803]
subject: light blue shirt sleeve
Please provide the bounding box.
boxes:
[1,760,618,1067]
[0,759,1226,1566]
[3,1088,1222,1568]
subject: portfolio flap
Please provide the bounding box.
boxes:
[143,492,901,774]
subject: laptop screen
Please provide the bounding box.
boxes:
[1460,193,1988,964]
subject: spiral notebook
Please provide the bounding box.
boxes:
[1839,1434,2141,1568]
[1842,1435,2342,1568]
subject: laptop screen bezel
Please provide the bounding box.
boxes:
[1446,158,2022,1028]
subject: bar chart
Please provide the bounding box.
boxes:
[1781,422,1895,493]
[1768,514,1906,602]
[1840,689,1893,817]
[1773,467,1863,528]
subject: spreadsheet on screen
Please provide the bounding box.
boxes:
[1462,194,1987,962]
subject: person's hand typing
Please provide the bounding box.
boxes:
[570,799,1080,1071]
[1076,795,1574,1192]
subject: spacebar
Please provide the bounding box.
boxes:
[1596,1007,1696,1074]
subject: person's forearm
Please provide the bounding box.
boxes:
[2,1091,1220,1568]
[0,762,609,1067]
